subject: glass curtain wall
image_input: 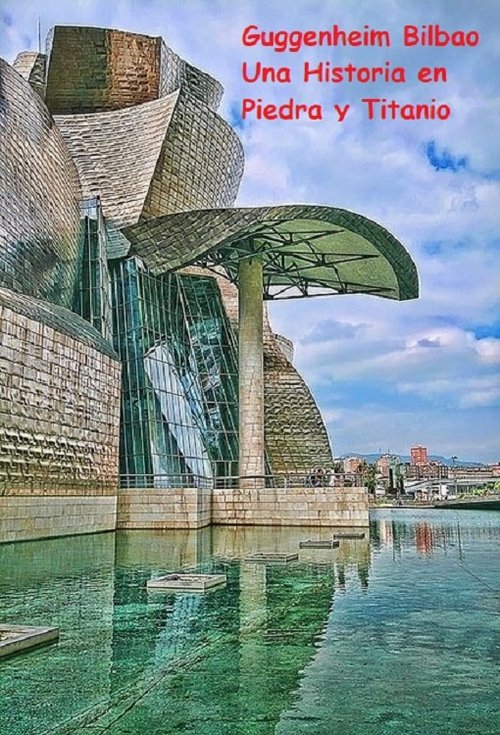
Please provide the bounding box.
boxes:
[77,197,114,343]
[110,257,238,488]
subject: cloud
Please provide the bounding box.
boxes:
[300,319,367,344]
[416,337,441,348]
[424,141,468,173]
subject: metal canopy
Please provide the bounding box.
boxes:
[123,205,419,301]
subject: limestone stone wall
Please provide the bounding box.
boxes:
[116,485,368,530]
[0,497,116,544]
[212,487,369,527]
[117,487,212,530]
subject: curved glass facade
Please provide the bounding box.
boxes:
[110,258,238,487]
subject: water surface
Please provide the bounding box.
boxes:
[0,510,498,734]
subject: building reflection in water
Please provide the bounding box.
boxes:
[0,526,370,735]
[370,511,500,560]
[415,522,435,555]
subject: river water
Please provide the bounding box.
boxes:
[0,509,499,734]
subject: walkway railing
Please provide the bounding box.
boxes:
[119,471,365,490]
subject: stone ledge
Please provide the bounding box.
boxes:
[0,625,59,657]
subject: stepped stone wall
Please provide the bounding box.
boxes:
[116,485,368,530]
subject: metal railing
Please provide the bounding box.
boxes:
[119,471,365,490]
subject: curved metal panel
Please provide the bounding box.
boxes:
[123,205,419,302]
[0,59,81,308]
[264,350,334,475]
[160,45,223,111]
[56,88,244,259]
[56,93,180,256]
[141,89,244,218]
[45,26,162,114]
[12,52,46,97]
[44,26,223,114]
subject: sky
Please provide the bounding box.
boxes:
[1,0,499,463]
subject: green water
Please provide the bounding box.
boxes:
[0,511,499,735]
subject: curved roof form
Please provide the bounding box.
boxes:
[124,205,419,301]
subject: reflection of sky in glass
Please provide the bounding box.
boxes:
[144,342,212,481]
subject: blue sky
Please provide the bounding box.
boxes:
[1,0,499,462]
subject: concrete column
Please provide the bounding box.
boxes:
[238,256,265,487]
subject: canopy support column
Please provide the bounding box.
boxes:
[238,255,265,488]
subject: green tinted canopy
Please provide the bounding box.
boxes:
[123,205,419,300]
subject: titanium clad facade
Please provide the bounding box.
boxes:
[0,58,81,309]
[264,350,333,475]
[0,55,120,498]
[12,51,46,97]
[141,89,244,218]
[2,21,406,499]
[44,26,223,115]
[45,26,163,114]
[159,46,223,111]
[0,288,121,494]
[55,93,180,257]
[55,88,244,260]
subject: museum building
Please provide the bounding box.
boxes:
[0,26,418,540]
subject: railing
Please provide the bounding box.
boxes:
[119,473,214,490]
[119,471,365,490]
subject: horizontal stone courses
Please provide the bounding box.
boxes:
[0,496,116,543]
[1,487,367,541]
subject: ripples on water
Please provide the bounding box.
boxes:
[0,510,498,735]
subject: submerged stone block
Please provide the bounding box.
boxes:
[244,552,298,563]
[299,539,340,549]
[0,625,59,658]
[146,573,226,592]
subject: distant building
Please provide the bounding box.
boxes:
[404,462,448,480]
[410,445,429,465]
[343,456,364,474]
[454,465,497,479]
[376,454,400,479]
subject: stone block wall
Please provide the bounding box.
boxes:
[116,485,368,530]
[212,486,369,527]
[0,497,117,544]
[117,487,212,530]
[0,297,121,493]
